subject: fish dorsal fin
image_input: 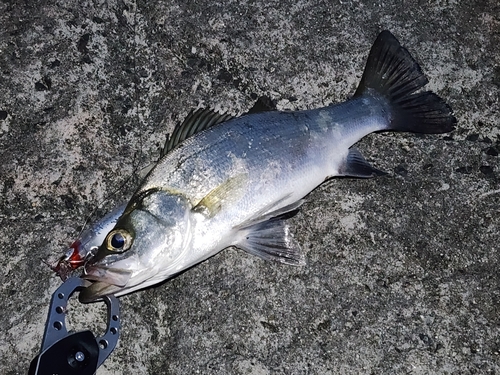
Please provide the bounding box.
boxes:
[161,108,234,157]
[246,95,277,114]
[137,163,155,180]
[161,98,275,158]
[193,173,248,218]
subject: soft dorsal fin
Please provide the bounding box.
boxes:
[161,108,234,157]
[246,95,277,114]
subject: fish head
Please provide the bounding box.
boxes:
[79,189,193,302]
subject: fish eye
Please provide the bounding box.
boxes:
[106,229,133,253]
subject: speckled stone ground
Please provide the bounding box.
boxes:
[1,0,499,374]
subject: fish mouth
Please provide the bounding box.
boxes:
[79,265,133,303]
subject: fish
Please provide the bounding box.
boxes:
[79,30,456,302]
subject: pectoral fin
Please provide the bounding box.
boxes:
[138,163,155,180]
[234,213,305,266]
[193,173,248,217]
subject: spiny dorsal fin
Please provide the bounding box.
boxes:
[161,108,234,157]
[160,96,277,159]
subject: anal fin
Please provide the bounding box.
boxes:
[338,148,387,178]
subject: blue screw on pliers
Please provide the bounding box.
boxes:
[28,277,120,375]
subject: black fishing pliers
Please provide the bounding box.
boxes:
[28,277,120,375]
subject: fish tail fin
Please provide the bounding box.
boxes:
[354,30,456,134]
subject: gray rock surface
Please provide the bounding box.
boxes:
[1,0,498,374]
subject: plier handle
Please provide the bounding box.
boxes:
[28,277,120,375]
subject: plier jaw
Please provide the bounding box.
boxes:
[28,277,120,375]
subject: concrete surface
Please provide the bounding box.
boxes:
[1,0,499,374]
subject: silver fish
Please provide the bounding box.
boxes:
[79,31,456,302]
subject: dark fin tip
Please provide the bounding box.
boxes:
[355,30,456,135]
[247,95,277,114]
[339,148,387,178]
[392,91,457,134]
